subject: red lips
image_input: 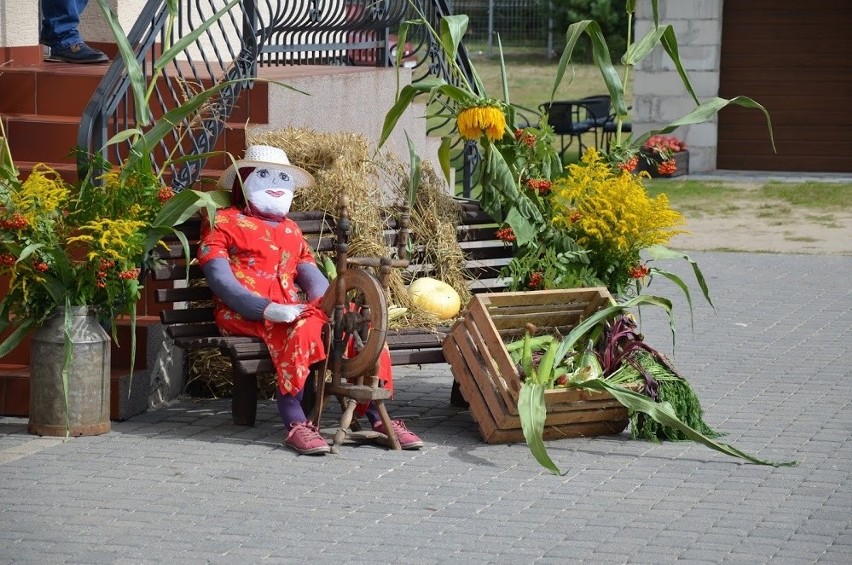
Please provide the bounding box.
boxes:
[265,190,286,197]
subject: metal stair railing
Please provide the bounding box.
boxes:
[77,0,410,191]
[77,0,507,196]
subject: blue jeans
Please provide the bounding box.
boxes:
[40,0,90,49]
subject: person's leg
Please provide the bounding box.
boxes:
[41,0,86,47]
[366,403,423,450]
[41,0,108,63]
[277,389,330,455]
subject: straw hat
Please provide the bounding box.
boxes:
[218,145,315,191]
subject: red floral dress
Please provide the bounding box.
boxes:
[198,208,329,397]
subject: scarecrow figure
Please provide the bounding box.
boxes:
[198,145,422,455]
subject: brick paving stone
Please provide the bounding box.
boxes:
[0,251,850,563]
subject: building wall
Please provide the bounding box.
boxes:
[633,0,724,172]
[0,0,40,48]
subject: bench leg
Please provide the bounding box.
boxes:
[232,373,258,426]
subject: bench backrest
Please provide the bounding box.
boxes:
[151,200,514,364]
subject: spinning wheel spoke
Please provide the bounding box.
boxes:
[320,268,388,380]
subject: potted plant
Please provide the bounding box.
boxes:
[637,134,689,177]
[0,0,236,436]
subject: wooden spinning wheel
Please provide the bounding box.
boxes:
[311,195,410,452]
[319,268,387,381]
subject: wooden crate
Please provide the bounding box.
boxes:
[442,288,628,444]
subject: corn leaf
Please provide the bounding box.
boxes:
[439,15,469,62]
[645,245,714,309]
[578,379,797,467]
[94,0,150,125]
[155,0,241,73]
[553,21,628,117]
[379,80,445,148]
[519,383,561,475]
[405,131,422,206]
[634,96,776,153]
[437,136,453,187]
[0,319,35,358]
[521,329,535,384]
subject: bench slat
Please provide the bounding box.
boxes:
[152,264,204,281]
[168,324,221,340]
[235,358,274,375]
[156,287,213,303]
[389,349,448,365]
[160,306,216,324]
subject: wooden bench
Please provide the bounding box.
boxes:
[151,199,514,426]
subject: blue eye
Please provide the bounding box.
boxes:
[256,168,269,178]
[279,172,289,182]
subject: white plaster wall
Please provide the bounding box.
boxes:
[0,0,39,48]
[253,66,444,197]
[632,0,724,172]
[78,0,145,44]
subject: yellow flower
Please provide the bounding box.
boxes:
[550,148,687,256]
[67,218,146,261]
[456,104,507,142]
[10,165,69,225]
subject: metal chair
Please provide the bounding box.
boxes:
[577,94,634,150]
[580,95,614,149]
[539,101,596,158]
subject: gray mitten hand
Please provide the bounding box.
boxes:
[263,303,306,324]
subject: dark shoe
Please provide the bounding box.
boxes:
[45,43,108,64]
[285,421,330,455]
[372,419,423,450]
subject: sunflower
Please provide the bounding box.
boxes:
[456,104,507,142]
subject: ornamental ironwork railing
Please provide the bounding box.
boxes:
[78,0,500,195]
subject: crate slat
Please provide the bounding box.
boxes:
[443,288,628,444]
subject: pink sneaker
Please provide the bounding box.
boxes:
[285,421,330,455]
[372,419,423,450]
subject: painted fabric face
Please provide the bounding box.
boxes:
[244,166,296,219]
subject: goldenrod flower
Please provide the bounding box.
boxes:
[67,218,146,261]
[11,165,69,225]
[550,148,687,256]
[456,104,507,142]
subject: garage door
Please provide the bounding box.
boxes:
[717,0,852,172]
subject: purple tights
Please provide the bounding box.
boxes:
[276,390,381,428]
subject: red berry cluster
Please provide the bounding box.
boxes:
[118,267,141,280]
[0,253,16,266]
[628,264,650,279]
[495,227,516,242]
[526,178,552,194]
[158,186,175,204]
[0,213,29,230]
[643,135,687,154]
[96,259,116,288]
[514,128,536,148]
[618,156,639,172]
[527,271,544,289]
[33,261,49,272]
[656,160,678,176]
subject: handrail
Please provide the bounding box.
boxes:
[77,0,409,191]
[78,0,489,195]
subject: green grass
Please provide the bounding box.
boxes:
[760,182,850,209]
[645,179,852,216]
